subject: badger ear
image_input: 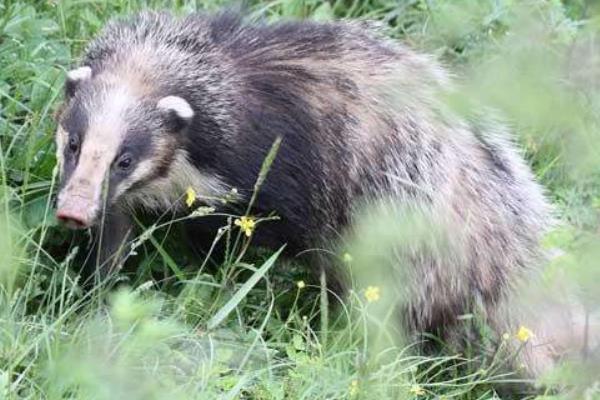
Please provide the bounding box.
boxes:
[157,96,194,131]
[65,66,92,98]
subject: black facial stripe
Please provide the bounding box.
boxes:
[112,127,179,199]
[61,102,89,143]
[124,141,179,200]
[57,102,88,189]
[116,129,154,163]
[108,128,158,201]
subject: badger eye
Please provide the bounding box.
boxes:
[68,136,79,153]
[116,154,132,171]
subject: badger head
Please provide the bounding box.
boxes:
[54,66,197,229]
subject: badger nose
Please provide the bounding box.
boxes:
[56,209,90,229]
[56,195,93,229]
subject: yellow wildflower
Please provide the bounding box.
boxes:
[364,286,381,303]
[409,384,425,396]
[349,380,359,397]
[234,216,256,237]
[516,326,534,342]
[185,187,196,208]
[297,280,306,289]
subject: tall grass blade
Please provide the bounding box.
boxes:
[207,245,284,330]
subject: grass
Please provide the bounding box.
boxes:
[1,0,599,399]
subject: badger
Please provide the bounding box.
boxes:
[54,11,591,379]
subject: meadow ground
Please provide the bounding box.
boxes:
[1,0,599,399]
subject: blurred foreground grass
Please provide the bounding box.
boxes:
[0,0,599,398]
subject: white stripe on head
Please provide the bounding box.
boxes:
[90,85,136,133]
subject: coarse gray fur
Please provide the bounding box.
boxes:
[54,11,595,380]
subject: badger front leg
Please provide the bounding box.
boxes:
[82,208,134,283]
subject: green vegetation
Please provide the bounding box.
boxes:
[1,0,599,398]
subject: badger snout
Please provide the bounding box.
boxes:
[56,193,98,229]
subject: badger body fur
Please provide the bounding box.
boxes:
[55,11,584,378]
